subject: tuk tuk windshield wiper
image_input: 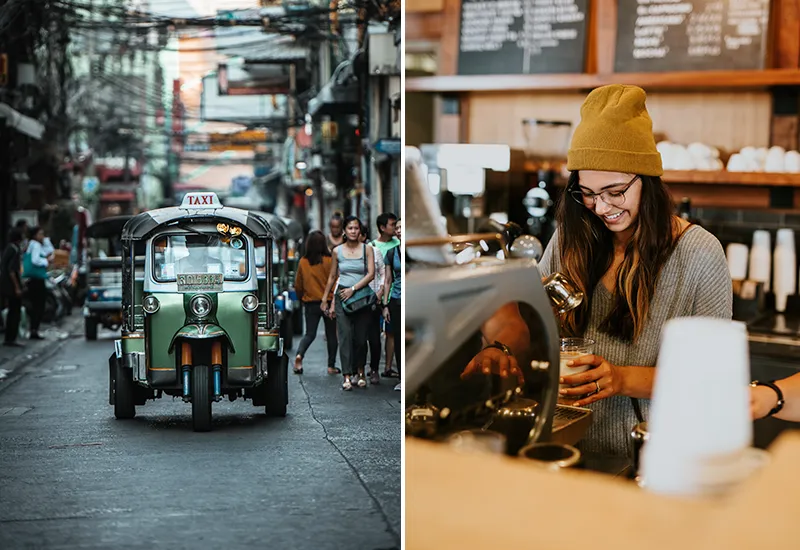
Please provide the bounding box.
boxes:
[173,223,213,241]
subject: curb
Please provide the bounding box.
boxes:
[0,315,83,394]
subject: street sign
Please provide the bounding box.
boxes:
[373,138,400,156]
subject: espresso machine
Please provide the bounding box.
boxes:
[405,147,593,460]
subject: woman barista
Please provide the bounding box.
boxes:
[463,85,732,456]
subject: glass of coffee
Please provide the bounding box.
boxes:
[559,337,595,394]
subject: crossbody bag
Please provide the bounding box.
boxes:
[341,244,377,315]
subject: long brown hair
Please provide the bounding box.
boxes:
[557,172,679,342]
[304,230,331,266]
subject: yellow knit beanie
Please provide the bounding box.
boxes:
[567,84,663,177]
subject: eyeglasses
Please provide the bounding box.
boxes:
[569,175,640,208]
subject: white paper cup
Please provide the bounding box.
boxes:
[726,243,749,281]
[641,318,752,497]
[749,230,771,290]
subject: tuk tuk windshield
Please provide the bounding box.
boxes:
[152,233,248,282]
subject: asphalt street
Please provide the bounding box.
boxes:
[0,321,401,550]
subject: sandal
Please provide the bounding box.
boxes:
[342,379,352,391]
[381,369,400,378]
[328,367,341,375]
[293,356,303,374]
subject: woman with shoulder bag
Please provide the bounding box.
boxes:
[321,216,376,391]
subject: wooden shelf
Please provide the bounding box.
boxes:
[662,170,800,187]
[518,164,800,187]
[405,69,800,93]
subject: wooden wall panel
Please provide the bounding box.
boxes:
[774,0,800,68]
[438,0,462,75]
[466,91,773,154]
[406,12,444,42]
[588,0,617,74]
[667,184,771,209]
[406,0,445,12]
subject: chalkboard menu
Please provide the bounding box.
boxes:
[457,0,590,75]
[615,0,771,73]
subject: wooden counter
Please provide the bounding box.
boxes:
[406,433,800,549]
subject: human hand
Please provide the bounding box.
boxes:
[750,385,779,420]
[338,287,354,301]
[559,354,622,407]
[461,347,524,385]
[320,301,329,315]
[382,306,390,322]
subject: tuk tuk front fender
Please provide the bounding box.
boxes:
[168,324,235,354]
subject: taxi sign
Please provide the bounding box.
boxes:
[180,192,223,209]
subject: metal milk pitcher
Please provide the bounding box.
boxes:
[543,272,584,314]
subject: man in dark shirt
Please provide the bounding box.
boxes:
[1,228,24,346]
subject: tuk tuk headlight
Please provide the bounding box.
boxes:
[190,295,212,318]
[242,294,258,312]
[143,295,160,314]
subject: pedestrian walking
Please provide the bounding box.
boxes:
[293,230,339,375]
[371,212,400,379]
[327,213,345,251]
[357,221,385,385]
[22,226,49,340]
[321,217,375,391]
[382,219,403,392]
[14,220,29,252]
[1,228,25,347]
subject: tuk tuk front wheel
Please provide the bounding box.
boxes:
[85,318,98,340]
[265,353,288,417]
[191,365,213,432]
[113,360,136,419]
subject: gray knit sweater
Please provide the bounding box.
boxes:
[538,225,733,456]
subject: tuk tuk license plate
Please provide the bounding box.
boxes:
[177,273,224,292]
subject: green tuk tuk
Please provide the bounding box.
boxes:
[109,192,288,432]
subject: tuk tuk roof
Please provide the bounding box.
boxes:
[255,212,289,241]
[278,216,304,241]
[121,206,273,241]
[86,215,133,239]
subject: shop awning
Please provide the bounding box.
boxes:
[0,103,44,140]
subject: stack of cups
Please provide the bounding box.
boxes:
[773,229,796,313]
[725,243,749,281]
[640,317,759,498]
[749,230,771,291]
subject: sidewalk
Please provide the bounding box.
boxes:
[0,315,81,381]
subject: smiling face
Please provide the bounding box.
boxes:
[577,171,642,238]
